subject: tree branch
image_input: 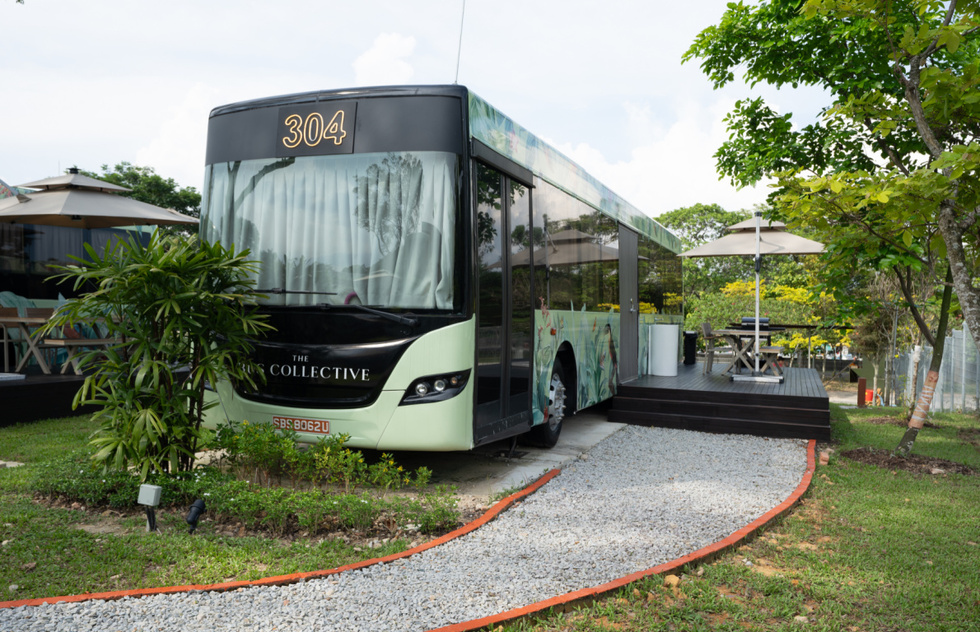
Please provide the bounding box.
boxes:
[862,117,912,175]
[894,265,936,346]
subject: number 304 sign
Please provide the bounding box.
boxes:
[277,103,356,157]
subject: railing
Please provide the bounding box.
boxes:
[898,324,979,413]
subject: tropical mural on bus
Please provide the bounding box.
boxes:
[532,301,620,426]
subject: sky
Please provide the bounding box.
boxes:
[0,0,827,218]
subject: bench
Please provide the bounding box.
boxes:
[759,345,783,377]
[41,338,122,375]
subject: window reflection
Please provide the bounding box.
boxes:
[0,224,147,300]
[201,151,460,310]
[639,237,683,315]
[531,179,619,311]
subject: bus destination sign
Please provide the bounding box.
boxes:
[276,102,356,157]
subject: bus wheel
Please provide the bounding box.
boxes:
[528,363,567,448]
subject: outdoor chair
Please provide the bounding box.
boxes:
[701,321,733,375]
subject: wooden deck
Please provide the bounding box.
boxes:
[0,374,95,427]
[609,362,831,440]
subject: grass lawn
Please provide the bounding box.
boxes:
[1,407,979,632]
[0,416,420,600]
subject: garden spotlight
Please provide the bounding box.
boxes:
[137,484,162,532]
[186,499,206,534]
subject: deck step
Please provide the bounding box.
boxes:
[607,409,830,441]
[611,365,831,441]
[611,395,826,424]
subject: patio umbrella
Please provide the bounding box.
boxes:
[678,217,824,258]
[679,213,824,382]
[0,169,198,229]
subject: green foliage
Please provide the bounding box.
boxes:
[213,421,433,494]
[24,452,234,509]
[658,202,822,302]
[77,162,201,236]
[684,279,845,358]
[45,233,271,478]
[657,204,752,297]
[685,0,980,362]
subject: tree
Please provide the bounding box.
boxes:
[45,234,271,479]
[78,162,201,235]
[685,0,979,454]
[658,204,750,297]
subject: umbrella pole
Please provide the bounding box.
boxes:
[754,211,761,375]
[732,211,783,384]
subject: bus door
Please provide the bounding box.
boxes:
[618,225,640,382]
[474,162,533,444]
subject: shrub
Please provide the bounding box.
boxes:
[46,234,271,479]
[213,422,430,494]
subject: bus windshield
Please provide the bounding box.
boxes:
[201,151,459,310]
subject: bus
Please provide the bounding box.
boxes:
[200,85,682,451]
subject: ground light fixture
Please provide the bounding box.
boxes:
[137,484,162,532]
[186,499,206,534]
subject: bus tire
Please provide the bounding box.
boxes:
[528,362,567,448]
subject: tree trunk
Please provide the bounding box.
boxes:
[886,311,899,405]
[871,358,880,403]
[906,343,922,417]
[895,268,953,456]
[896,368,939,456]
[937,203,980,362]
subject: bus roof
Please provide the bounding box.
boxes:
[467,90,680,253]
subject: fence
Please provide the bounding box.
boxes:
[897,324,979,413]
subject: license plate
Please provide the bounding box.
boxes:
[272,416,330,435]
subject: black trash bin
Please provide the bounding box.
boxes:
[683,331,698,365]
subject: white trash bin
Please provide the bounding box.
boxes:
[648,324,679,377]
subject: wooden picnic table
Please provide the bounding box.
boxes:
[0,311,54,374]
[713,328,784,377]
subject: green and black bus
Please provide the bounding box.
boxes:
[200,85,681,451]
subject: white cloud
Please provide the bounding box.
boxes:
[135,83,219,192]
[353,33,417,86]
[554,97,773,218]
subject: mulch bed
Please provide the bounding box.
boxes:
[841,447,977,477]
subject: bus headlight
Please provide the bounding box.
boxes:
[400,370,470,405]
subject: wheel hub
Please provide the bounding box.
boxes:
[548,373,566,430]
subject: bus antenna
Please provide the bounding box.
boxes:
[454,0,466,84]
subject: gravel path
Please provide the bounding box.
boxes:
[1,426,809,632]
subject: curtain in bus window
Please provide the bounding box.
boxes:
[203,152,457,310]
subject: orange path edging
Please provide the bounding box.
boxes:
[426,439,817,632]
[0,469,562,610]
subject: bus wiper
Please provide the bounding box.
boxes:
[254,288,338,296]
[318,302,419,328]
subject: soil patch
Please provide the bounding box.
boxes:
[841,447,977,476]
